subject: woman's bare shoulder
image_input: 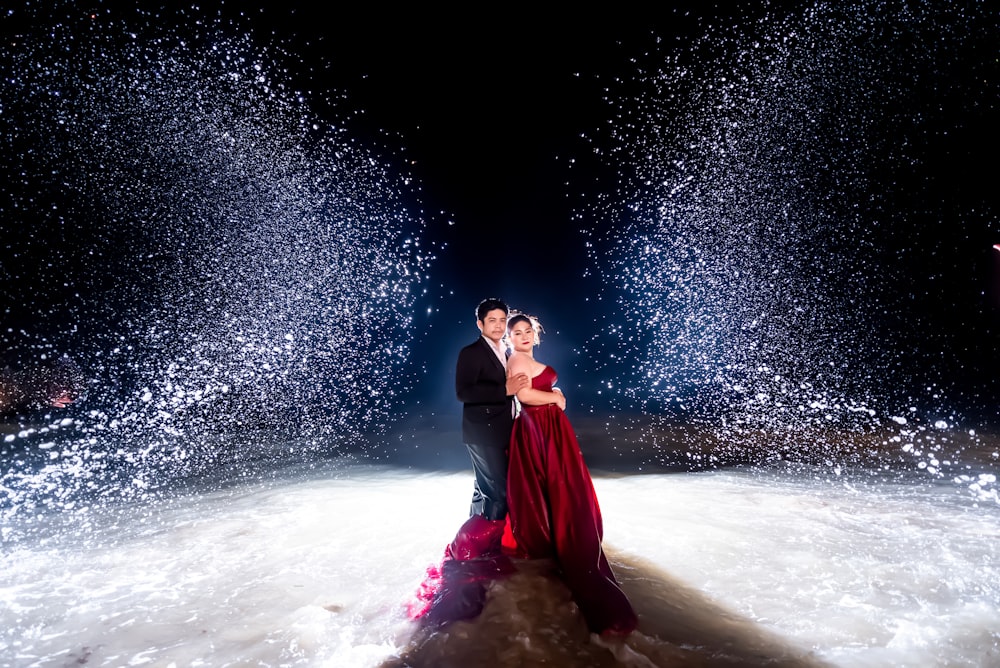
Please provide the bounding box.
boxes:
[507,352,532,372]
[508,352,544,377]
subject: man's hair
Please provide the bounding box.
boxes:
[476,298,509,322]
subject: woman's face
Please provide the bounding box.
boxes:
[508,320,535,353]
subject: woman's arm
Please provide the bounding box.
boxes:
[508,355,565,409]
[523,385,565,410]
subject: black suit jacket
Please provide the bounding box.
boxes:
[456,336,514,448]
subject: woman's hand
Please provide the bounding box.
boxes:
[552,387,566,411]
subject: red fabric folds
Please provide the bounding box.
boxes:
[406,515,515,624]
[507,366,637,635]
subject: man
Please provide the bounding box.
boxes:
[449,297,529,558]
[404,299,531,623]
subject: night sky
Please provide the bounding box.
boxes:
[235,2,1000,424]
[248,7,691,332]
[229,3,815,412]
[2,1,998,435]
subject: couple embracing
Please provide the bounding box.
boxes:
[418,297,637,637]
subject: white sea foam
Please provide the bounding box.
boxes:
[2,460,997,667]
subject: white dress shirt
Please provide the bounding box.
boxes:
[482,335,507,370]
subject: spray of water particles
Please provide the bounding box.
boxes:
[579,1,998,495]
[0,5,431,536]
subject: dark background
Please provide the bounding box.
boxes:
[2,2,998,432]
[233,4,809,415]
[242,3,1000,424]
[218,6,678,417]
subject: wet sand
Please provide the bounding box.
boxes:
[384,548,830,668]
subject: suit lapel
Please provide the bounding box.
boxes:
[478,337,505,375]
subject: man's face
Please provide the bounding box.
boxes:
[477,308,508,345]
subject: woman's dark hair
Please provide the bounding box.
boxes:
[476,297,509,322]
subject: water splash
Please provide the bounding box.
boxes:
[0,5,431,533]
[580,1,999,494]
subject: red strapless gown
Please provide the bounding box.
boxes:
[507,366,638,635]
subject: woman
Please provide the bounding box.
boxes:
[505,313,638,636]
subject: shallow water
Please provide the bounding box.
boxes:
[2,438,997,667]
